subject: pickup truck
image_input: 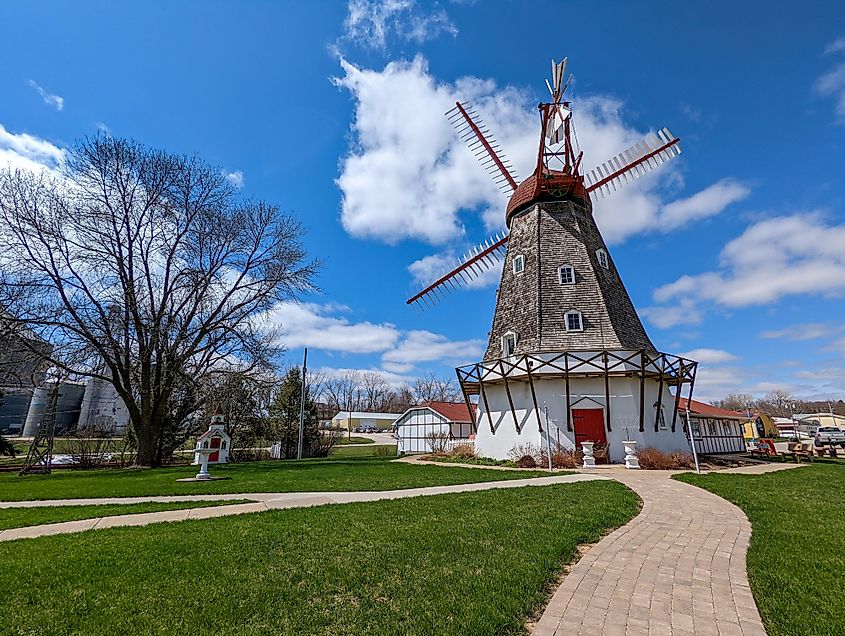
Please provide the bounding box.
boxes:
[814,426,845,447]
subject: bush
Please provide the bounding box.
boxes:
[636,447,696,470]
[549,448,580,469]
[448,443,477,459]
[515,455,537,468]
[425,432,449,454]
[507,443,540,463]
[373,445,396,458]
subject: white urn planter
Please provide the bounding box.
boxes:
[623,441,640,469]
[581,441,596,468]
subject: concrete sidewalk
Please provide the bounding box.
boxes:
[0,472,608,542]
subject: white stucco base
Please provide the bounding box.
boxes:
[473,376,691,462]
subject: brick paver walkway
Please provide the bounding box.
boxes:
[532,465,799,636]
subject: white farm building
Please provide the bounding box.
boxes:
[395,401,475,454]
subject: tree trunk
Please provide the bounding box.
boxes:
[134,417,161,468]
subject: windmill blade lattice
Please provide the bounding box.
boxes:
[407,231,509,308]
[447,102,520,195]
[584,128,681,199]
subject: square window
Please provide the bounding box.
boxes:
[559,265,575,284]
[596,249,609,269]
[513,254,525,274]
[502,332,517,356]
[565,312,582,331]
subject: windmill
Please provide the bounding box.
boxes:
[406,58,698,462]
[407,57,681,309]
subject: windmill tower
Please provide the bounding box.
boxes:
[407,59,698,461]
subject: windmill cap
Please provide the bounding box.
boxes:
[505,171,590,226]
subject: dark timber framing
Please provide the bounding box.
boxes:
[455,349,698,436]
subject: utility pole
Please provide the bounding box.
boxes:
[297,348,308,460]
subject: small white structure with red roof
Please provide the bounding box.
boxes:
[193,414,231,465]
[395,401,476,454]
[679,398,746,454]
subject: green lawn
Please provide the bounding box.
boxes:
[330,443,396,457]
[676,464,845,636]
[334,436,375,445]
[0,456,540,502]
[0,481,638,635]
[0,500,248,531]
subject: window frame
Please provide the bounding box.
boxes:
[558,264,575,285]
[501,331,517,357]
[596,248,609,269]
[512,254,525,275]
[564,310,583,332]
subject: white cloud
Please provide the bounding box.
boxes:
[689,365,748,402]
[264,302,401,353]
[381,329,484,373]
[760,323,841,341]
[0,123,64,173]
[343,0,457,50]
[334,56,744,254]
[27,80,64,111]
[658,179,750,231]
[408,251,502,290]
[817,37,845,121]
[649,213,845,326]
[679,348,738,364]
[825,35,845,56]
[225,170,244,188]
[640,298,701,330]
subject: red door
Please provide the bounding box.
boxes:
[209,436,221,462]
[572,408,607,447]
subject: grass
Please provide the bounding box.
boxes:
[334,436,376,445]
[0,455,541,502]
[330,443,396,457]
[675,464,845,636]
[0,480,638,635]
[0,500,248,531]
[424,454,519,468]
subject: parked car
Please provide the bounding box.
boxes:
[357,423,377,433]
[814,426,845,447]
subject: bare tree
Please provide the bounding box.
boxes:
[0,137,317,466]
[711,393,755,413]
[410,371,461,403]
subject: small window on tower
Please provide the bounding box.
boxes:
[565,311,583,332]
[558,265,575,284]
[513,254,525,275]
[502,331,517,356]
[596,249,609,269]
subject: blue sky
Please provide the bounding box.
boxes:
[2,0,845,401]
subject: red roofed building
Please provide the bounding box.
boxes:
[678,398,746,454]
[395,401,476,454]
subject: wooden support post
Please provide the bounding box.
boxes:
[525,362,542,433]
[501,361,520,433]
[478,376,495,434]
[564,353,572,431]
[603,351,612,432]
[638,350,646,433]
[458,377,477,434]
[654,355,665,433]
[671,360,684,433]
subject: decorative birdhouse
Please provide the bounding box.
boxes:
[193,414,231,465]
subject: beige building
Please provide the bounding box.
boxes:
[794,412,845,430]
